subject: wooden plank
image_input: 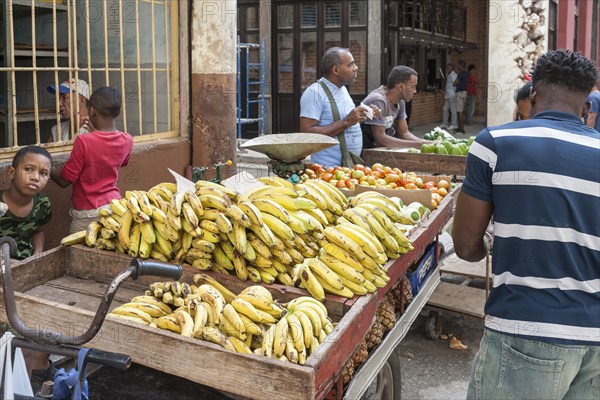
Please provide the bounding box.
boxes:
[25,276,146,312]
[66,246,348,320]
[439,254,490,280]
[427,282,487,318]
[9,246,67,291]
[362,148,467,176]
[0,292,316,400]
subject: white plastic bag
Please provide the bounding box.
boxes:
[0,332,34,399]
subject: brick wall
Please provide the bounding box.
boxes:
[408,91,446,127]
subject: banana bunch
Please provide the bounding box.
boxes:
[344,191,415,258]
[271,296,334,364]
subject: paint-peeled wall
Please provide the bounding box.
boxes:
[190,0,238,175]
[487,0,548,126]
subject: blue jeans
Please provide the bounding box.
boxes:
[468,328,600,400]
[466,95,476,124]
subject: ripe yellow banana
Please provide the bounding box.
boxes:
[252,199,291,224]
[156,314,182,333]
[231,298,273,323]
[111,305,153,324]
[359,197,402,222]
[192,301,208,337]
[308,258,344,290]
[110,198,128,216]
[131,295,172,314]
[201,326,236,352]
[332,224,380,259]
[215,213,233,234]
[229,336,253,354]
[98,208,112,218]
[299,264,325,301]
[174,309,194,337]
[296,184,328,211]
[85,221,102,247]
[338,275,368,295]
[127,224,142,257]
[261,193,300,211]
[192,273,237,304]
[318,253,365,284]
[286,313,305,353]
[146,190,168,213]
[247,223,276,247]
[277,272,294,286]
[108,313,150,325]
[261,213,295,241]
[273,316,289,358]
[261,324,277,357]
[61,230,86,246]
[238,313,262,336]
[323,227,366,260]
[191,258,213,271]
[213,245,235,271]
[225,204,252,228]
[182,202,200,229]
[246,233,272,259]
[237,201,264,226]
[296,197,317,210]
[195,181,239,200]
[223,304,246,334]
[95,238,116,251]
[317,277,354,299]
[184,190,204,218]
[197,229,221,244]
[198,194,229,211]
[197,284,226,323]
[308,180,348,209]
[351,207,388,240]
[290,210,323,232]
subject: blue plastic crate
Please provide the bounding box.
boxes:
[407,241,437,297]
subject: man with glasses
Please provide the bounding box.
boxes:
[361,65,429,149]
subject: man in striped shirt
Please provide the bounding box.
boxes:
[453,49,599,399]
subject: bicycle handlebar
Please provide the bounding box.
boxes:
[1,239,183,346]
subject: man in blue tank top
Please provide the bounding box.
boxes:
[453,49,599,399]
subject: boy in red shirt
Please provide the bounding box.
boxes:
[52,87,133,233]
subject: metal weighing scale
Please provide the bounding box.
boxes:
[240,133,338,179]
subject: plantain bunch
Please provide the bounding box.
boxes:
[108,273,333,364]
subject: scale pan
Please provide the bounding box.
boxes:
[240,133,338,162]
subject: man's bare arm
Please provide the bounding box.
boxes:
[51,164,71,188]
[299,107,368,137]
[452,191,493,262]
[586,112,597,128]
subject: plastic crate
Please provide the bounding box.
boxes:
[407,241,437,297]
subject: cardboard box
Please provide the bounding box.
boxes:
[407,241,437,296]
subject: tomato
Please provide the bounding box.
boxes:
[437,187,448,197]
[431,199,438,209]
[366,176,377,186]
[346,179,357,190]
[336,179,347,189]
[432,193,443,204]
[321,173,333,182]
[437,179,450,190]
[334,170,346,180]
[422,181,435,190]
[354,164,365,171]
[404,183,418,190]
[392,167,402,175]
[414,177,424,189]
[385,173,401,184]
[383,166,392,174]
[372,163,383,170]
[305,169,316,178]
[387,182,398,189]
[363,167,372,175]
[310,163,322,172]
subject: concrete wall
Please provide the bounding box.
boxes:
[487,0,549,126]
[190,0,237,177]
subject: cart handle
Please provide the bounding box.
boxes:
[1,239,182,346]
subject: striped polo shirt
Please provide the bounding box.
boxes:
[462,110,600,345]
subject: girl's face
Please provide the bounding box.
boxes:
[9,153,51,196]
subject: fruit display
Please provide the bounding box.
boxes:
[61,174,423,302]
[299,163,453,209]
[409,127,476,156]
[109,273,333,364]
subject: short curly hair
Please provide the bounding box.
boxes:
[532,49,598,94]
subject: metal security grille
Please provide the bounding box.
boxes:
[0,0,179,153]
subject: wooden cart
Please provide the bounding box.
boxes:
[0,197,453,400]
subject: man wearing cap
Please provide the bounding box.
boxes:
[46,79,91,142]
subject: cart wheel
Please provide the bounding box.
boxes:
[364,351,401,400]
[425,312,443,340]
